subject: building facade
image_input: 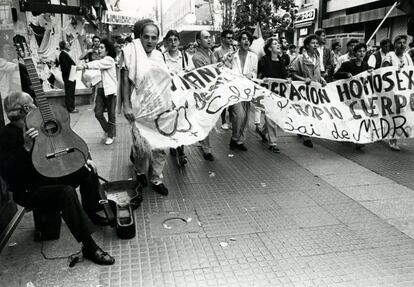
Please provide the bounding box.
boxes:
[161,0,222,45]
[293,0,411,50]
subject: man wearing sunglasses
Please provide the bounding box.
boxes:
[214,29,235,131]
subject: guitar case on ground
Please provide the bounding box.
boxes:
[98,176,142,239]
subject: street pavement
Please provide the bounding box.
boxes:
[2,104,414,286]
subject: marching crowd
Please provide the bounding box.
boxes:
[1,18,414,267]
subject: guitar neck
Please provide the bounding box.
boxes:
[23,58,54,122]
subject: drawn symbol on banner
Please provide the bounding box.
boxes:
[277,100,289,111]
[206,85,245,114]
[194,91,208,110]
[206,94,239,114]
[190,131,199,137]
[155,101,192,137]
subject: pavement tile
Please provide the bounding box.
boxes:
[360,197,414,219]
[319,171,394,188]
[386,217,414,239]
[339,183,414,202]
[322,202,382,224]
[4,109,414,286]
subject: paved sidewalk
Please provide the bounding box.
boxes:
[2,105,414,286]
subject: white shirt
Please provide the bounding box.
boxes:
[317,46,325,72]
[231,50,258,78]
[382,51,413,67]
[164,51,194,74]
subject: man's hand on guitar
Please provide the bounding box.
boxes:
[23,128,38,152]
[85,159,97,173]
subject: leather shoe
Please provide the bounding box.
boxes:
[88,213,109,226]
[229,139,238,150]
[236,143,248,151]
[152,183,168,196]
[203,152,214,161]
[69,109,79,113]
[82,246,115,265]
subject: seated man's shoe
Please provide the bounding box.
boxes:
[69,109,79,113]
[203,152,214,161]
[236,143,248,151]
[229,139,238,150]
[88,213,109,226]
[303,139,313,148]
[82,246,115,265]
[152,183,168,196]
[136,173,148,187]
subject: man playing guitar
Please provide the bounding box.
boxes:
[0,92,115,265]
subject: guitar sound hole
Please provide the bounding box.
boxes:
[43,120,60,136]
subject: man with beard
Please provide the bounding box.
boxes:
[382,35,413,151]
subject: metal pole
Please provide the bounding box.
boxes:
[367,1,399,45]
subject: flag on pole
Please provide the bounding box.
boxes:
[250,22,265,58]
[253,22,263,39]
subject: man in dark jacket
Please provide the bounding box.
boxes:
[0,92,114,265]
[315,29,334,82]
[56,41,78,113]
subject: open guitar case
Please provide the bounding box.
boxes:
[98,176,143,239]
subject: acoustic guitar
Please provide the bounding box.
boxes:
[18,43,89,178]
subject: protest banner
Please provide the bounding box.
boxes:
[129,46,414,148]
[133,63,282,149]
[259,66,414,144]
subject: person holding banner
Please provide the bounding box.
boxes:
[120,20,169,196]
[228,30,258,152]
[290,34,327,148]
[163,29,193,167]
[257,37,289,153]
[381,35,414,151]
[335,39,359,73]
[334,43,372,79]
[367,39,392,70]
[214,29,235,131]
[192,30,216,161]
[334,43,373,150]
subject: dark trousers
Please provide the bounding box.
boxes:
[14,168,101,242]
[176,145,185,156]
[221,108,227,124]
[64,79,76,112]
[94,88,116,138]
